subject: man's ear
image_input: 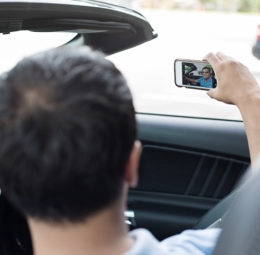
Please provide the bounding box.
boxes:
[124,141,142,188]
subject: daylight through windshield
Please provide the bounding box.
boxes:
[107,0,260,121]
[0,31,76,73]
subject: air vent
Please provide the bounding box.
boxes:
[137,145,249,199]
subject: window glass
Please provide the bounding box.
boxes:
[107,0,260,121]
[0,31,76,73]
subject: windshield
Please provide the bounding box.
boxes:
[106,0,260,121]
[0,31,76,73]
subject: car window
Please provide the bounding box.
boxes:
[106,0,260,121]
[0,31,76,73]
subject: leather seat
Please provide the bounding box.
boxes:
[212,159,260,255]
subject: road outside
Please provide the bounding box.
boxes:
[109,10,260,120]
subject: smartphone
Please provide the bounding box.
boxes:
[174,59,217,90]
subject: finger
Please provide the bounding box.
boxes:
[216,52,225,60]
[203,52,219,70]
[216,52,234,61]
[203,52,221,62]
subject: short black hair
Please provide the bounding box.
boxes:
[0,46,136,222]
[202,67,211,73]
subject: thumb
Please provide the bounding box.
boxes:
[207,88,217,99]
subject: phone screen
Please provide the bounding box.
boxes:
[174,59,217,90]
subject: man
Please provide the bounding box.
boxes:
[0,46,219,255]
[0,47,256,255]
[185,66,213,88]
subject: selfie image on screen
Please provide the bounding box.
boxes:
[182,62,216,88]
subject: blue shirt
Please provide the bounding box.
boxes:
[197,77,213,88]
[124,228,221,255]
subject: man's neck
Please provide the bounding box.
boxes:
[28,200,133,255]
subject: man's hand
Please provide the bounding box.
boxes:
[205,52,260,163]
[185,76,198,84]
[204,52,260,107]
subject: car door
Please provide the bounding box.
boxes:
[127,113,249,240]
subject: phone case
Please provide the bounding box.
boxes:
[174,58,213,91]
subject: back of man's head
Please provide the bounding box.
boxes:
[0,46,136,223]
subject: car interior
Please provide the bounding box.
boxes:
[128,113,250,240]
[0,0,254,254]
[0,112,251,254]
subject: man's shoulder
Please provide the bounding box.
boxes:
[124,228,221,255]
[161,228,221,254]
[124,229,163,255]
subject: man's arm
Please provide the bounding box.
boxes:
[184,76,198,84]
[205,52,260,163]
